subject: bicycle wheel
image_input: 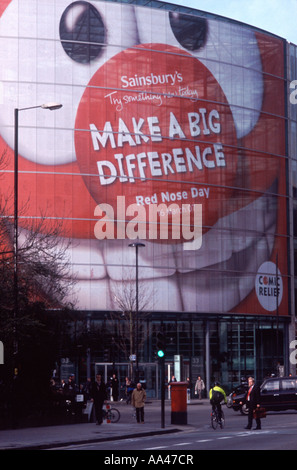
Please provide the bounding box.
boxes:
[108,408,121,423]
[211,411,218,430]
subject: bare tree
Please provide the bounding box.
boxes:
[0,211,76,311]
[0,148,79,421]
[0,148,77,342]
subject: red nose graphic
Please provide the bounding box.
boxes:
[75,44,238,241]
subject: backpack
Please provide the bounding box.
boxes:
[211,389,224,404]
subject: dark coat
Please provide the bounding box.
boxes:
[245,384,261,408]
[91,380,107,404]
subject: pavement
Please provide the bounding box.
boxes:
[0,398,208,450]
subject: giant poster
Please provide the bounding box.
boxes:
[0,0,288,315]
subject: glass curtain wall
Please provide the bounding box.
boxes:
[72,315,286,392]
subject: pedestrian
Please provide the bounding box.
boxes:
[194,376,205,399]
[110,373,119,402]
[241,376,262,430]
[63,374,78,412]
[125,377,134,404]
[91,374,108,425]
[64,374,78,395]
[83,377,92,401]
[131,382,146,423]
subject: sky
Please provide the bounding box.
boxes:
[161,0,297,44]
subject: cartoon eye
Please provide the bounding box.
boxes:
[135,7,263,139]
[168,12,207,51]
[59,1,105,63]
[0,0,138,166]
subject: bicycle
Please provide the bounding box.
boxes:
[102,406,121,423]
[211,404,225,430]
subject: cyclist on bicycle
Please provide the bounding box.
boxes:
[209,381,227,425]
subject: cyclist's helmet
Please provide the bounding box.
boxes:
[214,381,220,386]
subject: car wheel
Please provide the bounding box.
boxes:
[240,403,249,415]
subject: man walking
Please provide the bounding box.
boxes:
[91,374,107,425]
[194,376,205,399]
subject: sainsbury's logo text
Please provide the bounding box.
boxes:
[120,70,183,88]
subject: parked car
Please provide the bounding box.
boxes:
[260,376,297,411]
[232,376,297,414]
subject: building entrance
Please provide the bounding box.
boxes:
[95,362,158,398]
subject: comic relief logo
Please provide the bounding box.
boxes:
[255,261,283,311]
[74,44,238,247]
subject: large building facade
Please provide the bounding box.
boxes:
[0,0,295,394]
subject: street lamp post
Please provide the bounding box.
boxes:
[13,103,62,368]
[129,242,145,383]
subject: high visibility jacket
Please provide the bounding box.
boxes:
[209,386,227,403]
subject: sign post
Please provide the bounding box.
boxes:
[158,353,165,429]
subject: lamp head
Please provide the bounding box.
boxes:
[41,102,63,110]
[129,242,145,248]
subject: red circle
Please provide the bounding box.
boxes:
[75,44,238,242]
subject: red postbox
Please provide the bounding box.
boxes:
[170,381,188,424]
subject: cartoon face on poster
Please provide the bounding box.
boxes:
[0,0,288,315]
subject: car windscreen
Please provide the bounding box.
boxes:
[261,380,280,392]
